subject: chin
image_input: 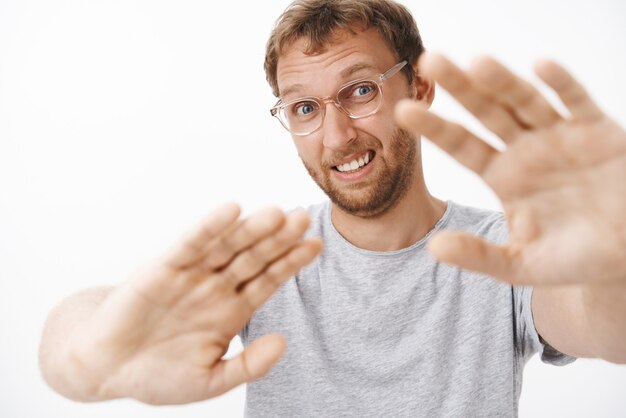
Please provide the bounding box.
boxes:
[331,194,402,219]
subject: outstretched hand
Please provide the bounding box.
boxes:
[396,53,626,287]
[63,204,322,404]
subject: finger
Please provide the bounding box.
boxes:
[165,202,241,270]
[418,52,524,143]
[216,210,311,287]
[534,59,604,121]
[428,230,522,285]
[395,100,498,176]
[468,56,562,128]
[204,207,286,270]
[240,237,323,308]
[204,333,286,398]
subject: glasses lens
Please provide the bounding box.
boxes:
[337,80,381,117]
[280,99,322,135]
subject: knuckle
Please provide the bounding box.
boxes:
[263,262,286,286]
[268,232,292,252]
[281,256,299,276]
[514,86,536,109]
[235,221,255,242]
[264,206,285,219]
[246,245,267,265]
[217,268,237,287]
[218,235,236,253]
[470,99,491,120]
[209,236,236,264]
[254,207,285,230]
[262,268,280,286]
[447,123,467,146]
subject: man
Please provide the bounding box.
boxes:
[39,0,626,416]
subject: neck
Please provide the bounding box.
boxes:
[331,177,447,252]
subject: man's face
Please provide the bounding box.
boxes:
[276,28,421,218]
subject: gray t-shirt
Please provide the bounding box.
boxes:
[240,200,575,417]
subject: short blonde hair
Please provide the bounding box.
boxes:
[264,0,425,97]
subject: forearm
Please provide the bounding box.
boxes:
[580,284,626,364]
[39,286,114,401]
[533,285,626,362]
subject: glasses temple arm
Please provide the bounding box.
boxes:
[380,60,408,81]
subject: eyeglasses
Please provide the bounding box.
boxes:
[270,61,408,136]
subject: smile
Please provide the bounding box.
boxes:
[334,151,375,173]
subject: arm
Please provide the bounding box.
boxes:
[39,287,114,401]
[533,285,626,363]
[395,52,626,364]
[37,204,322,404]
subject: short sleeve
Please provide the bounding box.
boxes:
[513,285,577,366]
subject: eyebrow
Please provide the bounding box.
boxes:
[280,84,305,99]
[340,62,379,78]
[279,62,381,100]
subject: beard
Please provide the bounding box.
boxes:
[301,127,417,218]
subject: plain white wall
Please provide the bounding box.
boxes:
[1,0,625,417]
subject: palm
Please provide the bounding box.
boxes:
[66,205,322,404]
[490,116,626,285]
[397,53,626,286]
[95,278,245,404]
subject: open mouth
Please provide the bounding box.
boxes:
[333,151,375,173]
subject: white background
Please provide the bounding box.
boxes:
[1,0,626,417]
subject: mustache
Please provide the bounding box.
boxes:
[322,138,381,168]
[319,127,414,168]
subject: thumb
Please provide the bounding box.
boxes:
[428,231,518,284]
[204,333,286,399]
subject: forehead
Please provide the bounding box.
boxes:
[276,28,398,99]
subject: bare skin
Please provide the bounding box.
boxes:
[396,53,626,362]
[39,31,626,409]
[277,29,445,252]
[40,204,322,404]
[39,28,445,406]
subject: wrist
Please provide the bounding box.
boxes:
[45,329,121,402]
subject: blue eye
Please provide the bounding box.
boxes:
[299,104,314,115]
[356,85,374,96]
[292,101,319,117]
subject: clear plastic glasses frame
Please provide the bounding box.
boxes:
[270,60,408,136]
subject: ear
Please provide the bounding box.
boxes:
[410,59,435,106]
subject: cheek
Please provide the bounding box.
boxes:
[294,140,323,166]
[355,115,395,148]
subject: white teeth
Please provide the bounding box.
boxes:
[335,152,373,172]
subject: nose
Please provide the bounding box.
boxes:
[320,101,357,151]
